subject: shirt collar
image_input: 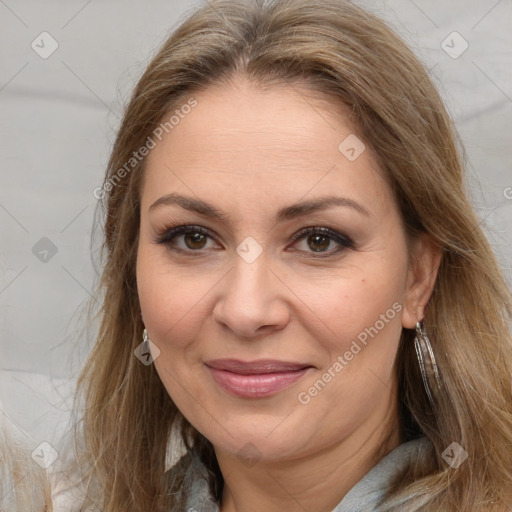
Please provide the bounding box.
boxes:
[181,436,431,512]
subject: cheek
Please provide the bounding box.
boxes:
[293,272,405,437]
[136,245,216,351]
[297,251,408,411]
[136,249,212,408]
[303,258,408,349]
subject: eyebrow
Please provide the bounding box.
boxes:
[149,193,370,223]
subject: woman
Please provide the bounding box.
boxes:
[69,0,512,510]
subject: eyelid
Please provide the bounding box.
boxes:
[155,224,217,246]
[288,226,353,247]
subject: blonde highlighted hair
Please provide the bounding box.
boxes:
[74,0,512,510]
[0,426,52,511]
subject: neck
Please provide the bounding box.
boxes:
[216,388,401,512]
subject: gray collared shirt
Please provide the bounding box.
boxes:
[182,437,431,511]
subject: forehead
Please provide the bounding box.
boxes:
[142,79,391,218]
[149,78,361,162]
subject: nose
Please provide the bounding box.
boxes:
[212,254,290,339]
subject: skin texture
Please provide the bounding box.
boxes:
[136,76,441,512]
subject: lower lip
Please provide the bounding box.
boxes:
[207,366,310,398]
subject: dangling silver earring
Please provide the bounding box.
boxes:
[414,321,442,405]
[143,328,149,344]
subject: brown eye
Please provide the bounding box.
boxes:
[156,225,218,253]
[184,232,208,250]
[307,234,332,252]
[290,227,354,258]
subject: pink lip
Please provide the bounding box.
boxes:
[205,359,313,398]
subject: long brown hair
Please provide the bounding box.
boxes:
[73,0,512,510]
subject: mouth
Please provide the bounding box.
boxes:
[205,359,314,398]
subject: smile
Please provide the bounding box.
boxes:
[205,359,313,398]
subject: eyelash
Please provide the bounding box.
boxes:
[155,224,354,258]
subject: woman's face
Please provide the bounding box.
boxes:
[136,78,428,463]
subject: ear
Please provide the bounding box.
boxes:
[402,233,442,329]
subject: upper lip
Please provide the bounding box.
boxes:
[205,359,313,375]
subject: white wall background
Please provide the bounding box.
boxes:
[0,0,511,457]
